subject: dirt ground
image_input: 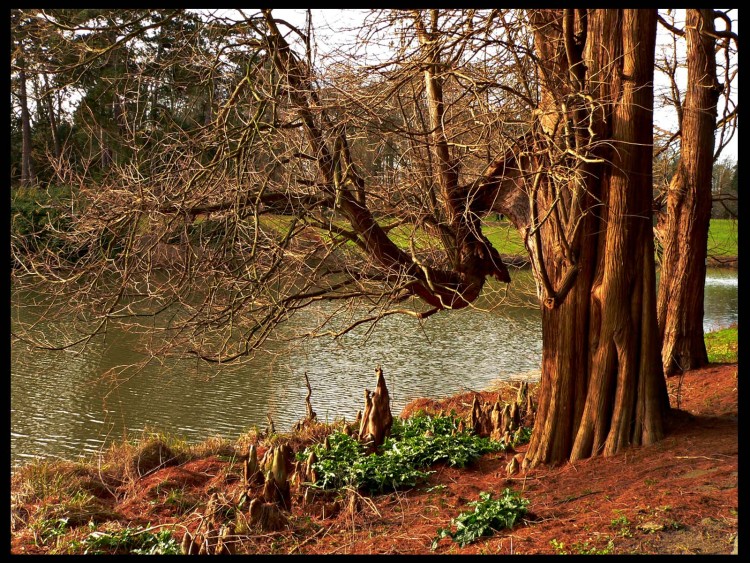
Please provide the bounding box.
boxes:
[11,362,738,555]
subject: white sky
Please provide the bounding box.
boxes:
[271,8,738,162]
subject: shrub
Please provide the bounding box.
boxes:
[432,489,530,549]
[299,414,506,493]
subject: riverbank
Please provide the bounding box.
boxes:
[706,255,738,268]
[498,254,739,270]
[11,358,737,555]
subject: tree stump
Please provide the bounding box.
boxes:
[501,403,512,434]
[243,444,262,488]
[261,446,292,511]
[470,395,483,435]
[248,498,289,532]
[509,402,520,432]
[303,450,319,485]
[181,531,197,555]
[490,400,504,441]
[516,381,529,417]
[358,366,393,451]
[506,454,519,477]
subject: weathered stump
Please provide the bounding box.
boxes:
[490,400,504,441]
[261,446,292,511]
[243,444,262,488]
[248,498,289,532]
[358,366,393,451]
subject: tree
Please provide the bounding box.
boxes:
[499,9,668,465]
[13,9,672,468]
[655,10,737,376]
[711,158,738,219]
[11,11,36,186]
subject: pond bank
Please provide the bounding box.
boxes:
[10,362,738,555]
[501,254,738,269]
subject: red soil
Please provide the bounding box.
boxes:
[11,363,738,555]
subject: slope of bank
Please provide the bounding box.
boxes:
[11,360,737,555]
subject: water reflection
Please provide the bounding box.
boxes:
[10,267,736,466]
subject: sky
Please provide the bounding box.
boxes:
[213,9,737,161]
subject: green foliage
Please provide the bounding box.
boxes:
[705,326,738,363]
[610,513,633,538]
[299,414,506,493]
[550,537,615,555]
[511,425,533,446]
[481,220,527,256]
[432,489,530,549]
[82,527,181,555]
[11,184,74,247]
[31,517,70,546]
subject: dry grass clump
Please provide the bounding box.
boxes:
[95,429,193,487]
[234,418,341,459]
[10,459,121,536]
[11,459,118,506]
[190,435,238,459]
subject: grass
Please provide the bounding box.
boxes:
[254,214,734,260]
[705,326,738,363]
[550,537,616,555]
[481,220,527,255]
[706,218,738,258]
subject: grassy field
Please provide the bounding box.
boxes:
[705,325,739,363]
[481,220,526,255]
[258,215,735,259]
[706,218,738,257]
[484,218,738,258]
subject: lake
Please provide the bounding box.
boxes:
[10,267,737,467]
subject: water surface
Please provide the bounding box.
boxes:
[11,267,736,467]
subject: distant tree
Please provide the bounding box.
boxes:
[656,9,737,376]
[11,11,36,187]
[711,158,738,219]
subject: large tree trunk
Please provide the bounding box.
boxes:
[520,9,670,467]
[656,9,718,376]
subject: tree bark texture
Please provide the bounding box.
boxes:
[519,9,670,467]
[656,9,718,376]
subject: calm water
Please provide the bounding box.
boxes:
[10,267,737,467]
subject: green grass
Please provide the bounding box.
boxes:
[481,220,526,255]
[706,219,738,258]
[705,326,738,363]
[256,215,733,260]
